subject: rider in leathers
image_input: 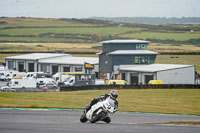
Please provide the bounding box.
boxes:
[86,90,118,123]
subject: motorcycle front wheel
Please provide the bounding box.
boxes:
[80,113,87,123]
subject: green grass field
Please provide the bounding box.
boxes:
[0,17,200,44]
[122,31,200,41]
[0,27,141,36]
[167,120,200,125]
[156,55,200,73]
[0,18,96,28]
[0,89,200,115]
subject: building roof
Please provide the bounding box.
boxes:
[120,64,194,72]
[100,39,150,44]
[39,56,99,65]
[108,50,159,55]
[5,53,70,61]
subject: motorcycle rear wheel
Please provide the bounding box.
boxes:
[90,111,105,123]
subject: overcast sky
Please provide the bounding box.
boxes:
[0,0,200,18]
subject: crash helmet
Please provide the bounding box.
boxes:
[110,90,118,100]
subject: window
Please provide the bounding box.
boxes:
[136,44,147,50]
[149,57,155,64]
[136,44,139,49]
[78,75,86,80]
[141,57,148,64]
[52,66,58,73]
[134,56,154,64]
[78,75,92,81]
[134,56,140,64]
[63,67,70,72]
[69,79,74,83]
[141,44,146,49]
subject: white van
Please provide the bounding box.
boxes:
[11,72,27,79]
[37,78,57,86]
[53,72,79,83]
[63,77,75,86]
[23,72,44,79]
[1,78,37,89]
[0,70,19,81]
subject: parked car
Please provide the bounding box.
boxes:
[105,80,128,85]
[148,80,163,85]
[40,83,58,89]
[0,87,16,92]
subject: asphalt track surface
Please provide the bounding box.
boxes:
[0,109,200,133]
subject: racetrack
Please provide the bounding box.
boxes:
[0,109,200,133]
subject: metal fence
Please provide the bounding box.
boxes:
[60,84,200,91]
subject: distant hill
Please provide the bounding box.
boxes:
[90,17,200,24]
[0,17,199,46]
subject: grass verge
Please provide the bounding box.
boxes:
[0,89,200,115]
[167,120,200,125]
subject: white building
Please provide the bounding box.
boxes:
[5,53,99,75]
[5,53,70,72]
[38,56,98,74]
[119,64,195,85]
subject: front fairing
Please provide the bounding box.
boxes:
[102,98,115,114]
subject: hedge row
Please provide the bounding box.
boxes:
[60,84,200,91]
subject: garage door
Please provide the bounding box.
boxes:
[130,76,138,85]
[145,75,153,84]
[28,63,34,72]
[52,65,58,74]
[18,63,24,72]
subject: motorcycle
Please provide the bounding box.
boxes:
[80,97,116,123]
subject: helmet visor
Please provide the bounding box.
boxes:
[111,93,118,99]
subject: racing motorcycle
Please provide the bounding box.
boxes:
[80,97,116,123]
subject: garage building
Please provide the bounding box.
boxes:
[119,64,195,85]
[5,53,70,72]
[5,53,99,75]
[38,56,99,74]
